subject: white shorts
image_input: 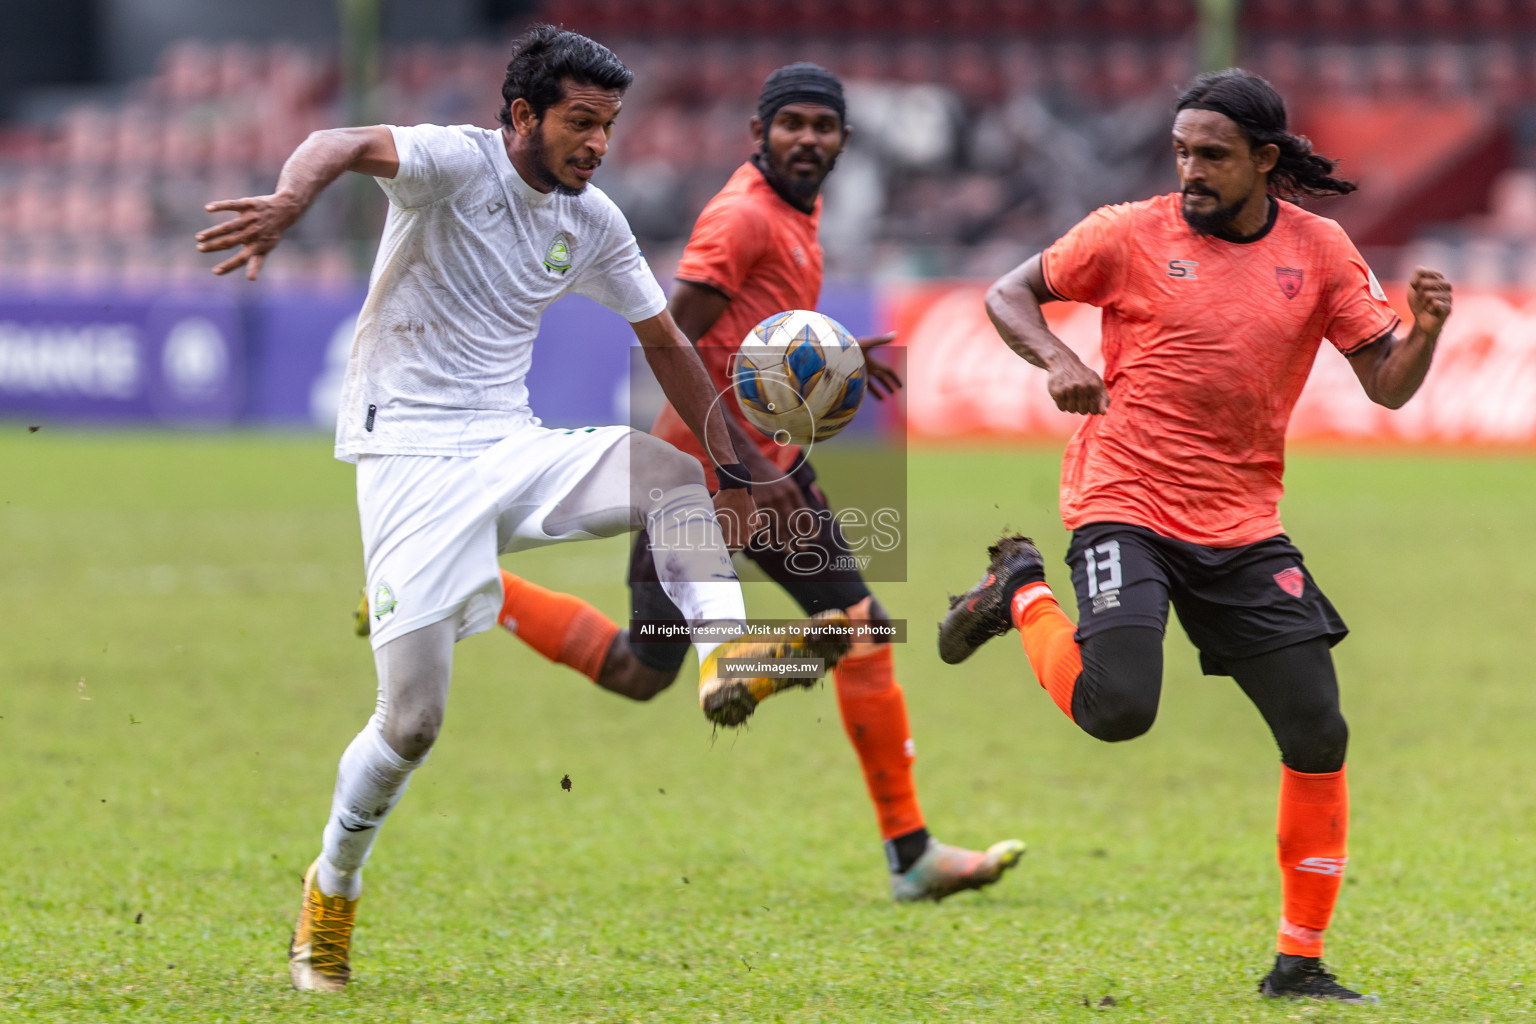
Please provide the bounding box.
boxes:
[357,422,635,649]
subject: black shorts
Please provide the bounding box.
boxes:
[628,460,873,672]
[1065,521,1348,677]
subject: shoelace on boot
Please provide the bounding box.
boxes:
[306,893,356,974]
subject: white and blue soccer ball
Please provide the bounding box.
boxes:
[732,309,867,446]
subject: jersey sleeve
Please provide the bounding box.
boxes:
[375,124,481,209]
[1040,204,1134,307]
[572,203,668,323]
[673,198,767,300]
[1323,230,1401,355]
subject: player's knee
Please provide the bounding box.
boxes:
[1280,710,1349,774]
[634,434,705,499]
[1073,628,1163,742]
[1078,695,1159,743]
[380,705,442,762]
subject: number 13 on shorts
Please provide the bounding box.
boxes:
[1084,540,1122,598]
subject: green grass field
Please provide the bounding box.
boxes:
[2,431,1533,1023]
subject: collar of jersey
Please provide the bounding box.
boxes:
[1205,195,1280,245]
[495,128,557,209]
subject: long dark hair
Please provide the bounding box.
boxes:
[1175,68,1357,198]
[497,24,633,127]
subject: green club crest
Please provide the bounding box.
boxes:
[543,232,573,274]
[372,581,397,619]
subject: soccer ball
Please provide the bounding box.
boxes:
[732,309,867,445]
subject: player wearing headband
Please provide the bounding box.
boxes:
[485,64,1025,902]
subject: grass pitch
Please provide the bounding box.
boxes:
[1,431,1533,1023]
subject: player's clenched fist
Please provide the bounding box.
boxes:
[196,192,306,281]
[1047,358,1110,416]
[1407,267,1452,334]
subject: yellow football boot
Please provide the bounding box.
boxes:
[288,860,359,992]
[698,608,853,727]
[354,590,371,638]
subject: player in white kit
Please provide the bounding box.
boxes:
[195,26,849,991]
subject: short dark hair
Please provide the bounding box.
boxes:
[1175,68,1357,199]
[497,24,633,127]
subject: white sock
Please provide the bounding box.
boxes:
[647,482,747,663]
[317,716,422,899]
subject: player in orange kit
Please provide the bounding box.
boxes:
[493,63,1024,901]
[938,69,1451,1002]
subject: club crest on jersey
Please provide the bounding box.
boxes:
[1275,267,1303,299]
[543,232,574,274]
[1273,566,1305,598]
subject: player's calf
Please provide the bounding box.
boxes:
[595,632,679,700]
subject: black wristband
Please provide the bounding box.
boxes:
[714,462,752,493]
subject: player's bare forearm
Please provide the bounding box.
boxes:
[667,278,767,469]
[197,126,398,280]
[986,254,1108,415]
[667,279,803,543]
[667,279,767,470]
[985,256,1057,370]
[632,312,740,467]
[669,279,732,345]
[720,405,778,478]
[664,281,764,469]
[1352,323,1438,409]
[1348,267,1452,409]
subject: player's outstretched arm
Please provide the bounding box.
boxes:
[670,280,783,487]
[195,126,400,281]
[632,310,756,549]
[1346,267,1453,409]
[985,254,1108,415]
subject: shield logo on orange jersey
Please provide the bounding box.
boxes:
[1275,267,1303,299]
[1274,567,1305,598]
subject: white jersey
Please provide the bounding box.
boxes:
[333,123,668,462]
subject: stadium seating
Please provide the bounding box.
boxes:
[1,7,1534,287]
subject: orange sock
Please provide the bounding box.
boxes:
[497,570,619,683]
[1010,585,1082,720]
[1275,765,1349,958]
[833,644,925,840]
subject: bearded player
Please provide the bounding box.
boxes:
[487,64,1024,901]
[198,28,852,991]
[937,69,1451,1002]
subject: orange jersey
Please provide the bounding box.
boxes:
[651,161,823,487]
[1042,193,1399,547]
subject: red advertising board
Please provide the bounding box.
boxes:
[889,282,1536,446]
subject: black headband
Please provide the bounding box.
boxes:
[758,62,846,130]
